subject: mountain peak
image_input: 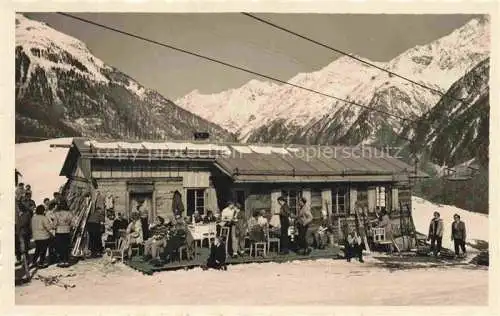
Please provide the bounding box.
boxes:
[15,14,235,142]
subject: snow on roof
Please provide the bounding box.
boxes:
[89,141,120,149]
[141,142,169,150]
[248,145,273,154]
[117,142,144,149]
[285,147,301,153]
[231,145,253,154]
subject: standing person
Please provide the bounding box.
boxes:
[451,214,467,258]
[234,203,247,256]
[345,229,364,263]
[15,188,28,263]
[45,202,58,264]
[53,201,74,267]
[140,211,150,241]
[112,213,129,242]
[15,169,22,186]
[22,191,36,217]
[277,196,290,255]
[16,199,32,262]
[87,205,105,257]
[171,190,185,218]
[15,183,25,201]
[297,197,313,255]
[43,198,51,211]
[428,211,444,257]
[31,205,53,268]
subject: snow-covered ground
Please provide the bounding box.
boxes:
[15,257,487,305]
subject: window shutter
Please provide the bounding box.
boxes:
[321,189,332,215]
[367,187,376,212]
[391,187,399,211]
[349,186,357,214]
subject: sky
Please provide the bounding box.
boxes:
[25,13,481,100]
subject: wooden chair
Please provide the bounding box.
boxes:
[250,241,267,257]
[371,227,400,254]
[201,222,217,248]
[121,237,143,261]
[265,224,280,255]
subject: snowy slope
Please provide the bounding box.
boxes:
[15,14,234,142]
[15,138,71,204]
[176,16,490,145]
[412,196,488,251]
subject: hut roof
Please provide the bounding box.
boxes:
[61,137,428,182]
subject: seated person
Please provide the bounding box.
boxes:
[257,210,268,227]
[313,211,331,249]
[161,220,188,262]
[122,212,143,259]
[203,210,216,223]
[143,216,170,260]
[112,213,129,242]
[202,237,227,271]
[247,210,266,242]
[103,211,116,244]
[192,211,203,224]
[345,229,364,263]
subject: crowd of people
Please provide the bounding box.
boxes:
[15,183,73,268]
[14,177,469,273]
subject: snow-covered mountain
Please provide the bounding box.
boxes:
[15,14,235,142]
[410,58,489,167]
[176,16,490,145]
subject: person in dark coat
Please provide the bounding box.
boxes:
[15,200,32,263]
[203,210,216,223]
[140,212,150,240]
[428,211,444,256]
[277,196,290,255]
[22,191,36,217]
[171,190,185,218]
[87,204,105,257]
[112,213,129,241]
[451,214,467,257]
[203,237,227,270]
[345,229,364,263]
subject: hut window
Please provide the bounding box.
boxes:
[376,186,386,208]
[281,189,301,216]
[332,187,349,214]
[187,189,205,216]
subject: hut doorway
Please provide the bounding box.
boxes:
[129,192,154,223]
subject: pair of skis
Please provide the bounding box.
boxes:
[353,204,371,253]
[71,195,95,257]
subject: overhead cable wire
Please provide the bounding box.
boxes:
[56,12,416,123]
[241,12,465,106]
